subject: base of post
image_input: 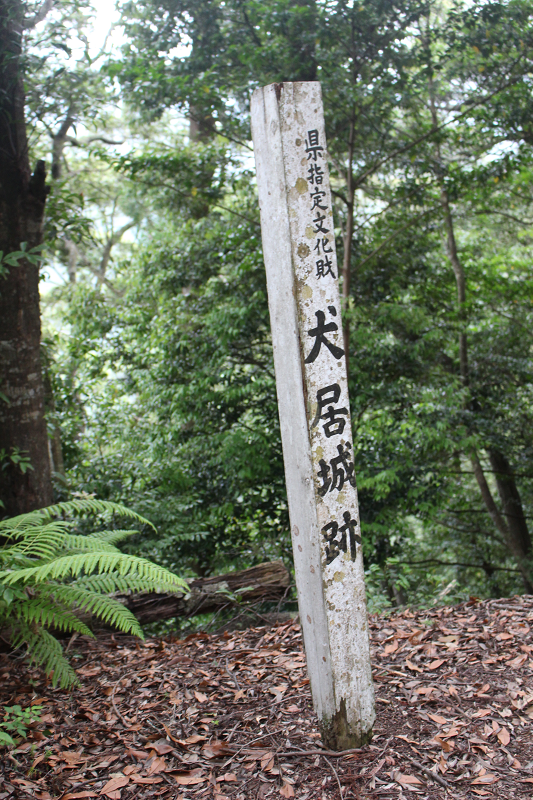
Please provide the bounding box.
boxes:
[319,699,374,750]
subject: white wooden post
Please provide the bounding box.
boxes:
[251,82,375,748]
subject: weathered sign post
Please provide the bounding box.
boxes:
[251,82,375,748]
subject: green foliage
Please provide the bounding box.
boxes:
[0,243,44,279]
[33,0,533,609]
[0,499,188,687]
[0,704,42,747]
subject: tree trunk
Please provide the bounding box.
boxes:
[0,0,52,515]
[120,560,291,625]
[488,449,533,559]
[428,81,533,592]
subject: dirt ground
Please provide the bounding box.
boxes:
[1,594,532,799]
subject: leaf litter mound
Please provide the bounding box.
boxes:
[1,595,532,799]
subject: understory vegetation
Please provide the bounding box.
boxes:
[4,0,533,622]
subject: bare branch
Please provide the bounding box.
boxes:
[474,209,533,226]
[97,219,138,285]
[402,559,519,573]
[65,135,124,148]
[23,0,54,29]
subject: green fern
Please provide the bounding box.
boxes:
[0,500,188,689]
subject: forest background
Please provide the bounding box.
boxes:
[3,0,533,626]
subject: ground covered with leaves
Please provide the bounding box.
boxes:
[1,595,532,799]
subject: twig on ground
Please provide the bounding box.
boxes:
[111,672,132,727]
[363,736,392,786]
[259,747,364,758]
[404,754,449,788]
[226,720,241,743]
[222,728,286,766]
[65,632,79,653]
[324,755,344,797]
[225,657,240,690]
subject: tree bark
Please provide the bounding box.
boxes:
[0,0,52,515]
[120,560,290,625]
[488,450,533,557]
[470,453,533,592]
[439,188,468,388]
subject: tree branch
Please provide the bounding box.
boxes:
[402,559,519,573]
[353,205,440,273]
[351,72,525,192]
[23,0,54,29]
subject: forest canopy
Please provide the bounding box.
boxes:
[2,0,533,614]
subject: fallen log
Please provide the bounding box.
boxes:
[121,560,291,625]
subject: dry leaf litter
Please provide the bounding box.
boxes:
[1,594,532,799]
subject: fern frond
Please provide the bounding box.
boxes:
[2,553,189,588]
[0,500,154,533]
[85,529,138,545]
[38,584,144,637]
[10,624,79,688]
[74,573,186,595]
[10,597,93,637]
[57,530,138,552]
[54,535,121,554]
[0,551,38,569]
[35,499,154,528]
[1,523,73,561]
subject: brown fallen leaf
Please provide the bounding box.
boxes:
[145,739,174,755]
[194,690,208,703]
[130,776,164,784]
[202,740,234,758]
[427,713,447,725]
[173,769,207,786]
[471,774,500,785]
[125,747,149,760]
[429,735,453,753]
[76,665,102,677]
[393,771,423,788]
[59,750,87,767]
[269,684,288,697]
[472,709,492,718]
[384,639,399,655]
[100,776,129,797]
[179,734,206,745]
[261,751,275,771]
[428,659,445,670]
[280,782,296,798]
[147,755,167,775]
[63,794,97,800]
[405,659,423,673]
[507,654,527,668]
[497,727,510,745]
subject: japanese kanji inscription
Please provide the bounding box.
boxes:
[251,82,375,749]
